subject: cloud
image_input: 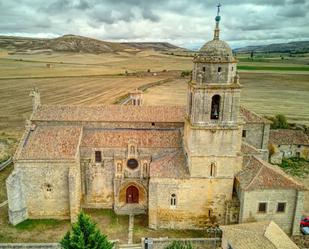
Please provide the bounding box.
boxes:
[0,0,308,49]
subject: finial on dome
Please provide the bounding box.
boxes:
[214,3,221,40]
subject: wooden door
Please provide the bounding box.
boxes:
[126,186,139,203]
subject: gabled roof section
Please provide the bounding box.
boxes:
[150,150,189,178]
[31,105,186,123]
[240,106,271,124]
[81,129,182,148]
[221,221,299,249]
[17,125,82,160]
[269,129,309,145]
[236,156,305,191]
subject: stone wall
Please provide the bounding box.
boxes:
[0,240,119,249]
[243,123,270,150]
[238,189,302,235]
[11,160,78,221]
[270,144,309,164]
[0,244,60,249]
[149,177,234,229]
[142,238,221,249]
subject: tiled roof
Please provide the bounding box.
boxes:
[81,129,182,148]
[150,150,189,178]
[240,106,271,124]
[269,129,309,145]
[236,156,305,191]
[31,105,186,123]
[221,221,299,249]
[241,142,261,155]
[18,125,82,160]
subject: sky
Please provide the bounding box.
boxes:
[1,0,309,49]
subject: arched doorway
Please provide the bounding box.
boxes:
[126,186,139,203]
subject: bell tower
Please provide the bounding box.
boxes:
[184,5,243,178]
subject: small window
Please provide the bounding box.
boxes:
[170,194,177,207]
[277,202,286,213]
[218,67,222,73]
[242,130,247,138]
[231,66,234,71]
[46,184,52,192]
[151,122,155,126]
[298,145,301,148]
[95,151,102,162]
[202,66,206,72]
[210,162,216,177]
[278,145,281,148]
[258,202,267,213]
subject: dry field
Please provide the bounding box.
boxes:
[0,51,192,78]
[143,72,309,125]
[0,75,169,131]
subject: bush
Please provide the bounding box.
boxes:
[270,114,289,129]
[180,70,191,78]
[278,157,309,177]
[60,211,114,249]
[165,241,194,249]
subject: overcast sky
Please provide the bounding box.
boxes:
[1,0,309,49]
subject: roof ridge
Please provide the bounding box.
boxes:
[244,157,264,191]
[253,156,306,190]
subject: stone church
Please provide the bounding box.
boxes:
[6,10,306,236]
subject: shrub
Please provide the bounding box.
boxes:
[60,211,114,249]
[165,241,194,249]
[278,157,309,177]
[180,70,191,78]
[270,114,289,129]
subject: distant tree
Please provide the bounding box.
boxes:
[60,211,114,249]
[271,114,289,129]
[250,51,254,59]
[164,241,194,249]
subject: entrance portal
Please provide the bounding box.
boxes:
[126,185,139,203]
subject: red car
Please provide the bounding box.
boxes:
[300,216,309,227]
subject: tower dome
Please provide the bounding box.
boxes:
[200,39,233,58]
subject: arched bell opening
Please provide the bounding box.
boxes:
[211,95,221,120]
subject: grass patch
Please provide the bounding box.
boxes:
[278,157,309,177]
[15,219,67,230]
[133,214,209,243]
[238,65,309,71]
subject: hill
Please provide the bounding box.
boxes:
[121,42,186,51]
[0,35,185,54]
[234,41,309,54]
[0,35,130,54]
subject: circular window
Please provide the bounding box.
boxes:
[127,159,138,169]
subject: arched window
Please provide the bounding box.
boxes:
[210,162,216,177]
[211,95,221,120]
[46,184,52,192]
[170,194,177,207]
[202,66,206,72]
[218,67,222,72]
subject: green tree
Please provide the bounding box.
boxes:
[164,241,194,249]
[60,211,114,249]
[271,114,289,129]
